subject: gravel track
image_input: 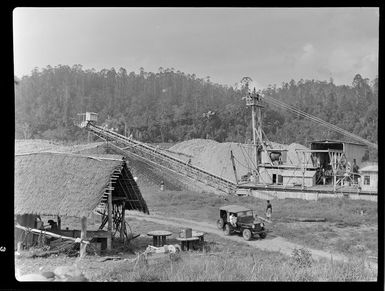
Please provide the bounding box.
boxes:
[128,212,353,263]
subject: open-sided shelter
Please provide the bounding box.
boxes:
[310,139,367,167]
[14,151,149,251]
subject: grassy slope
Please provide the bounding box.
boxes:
[16,251,374,282]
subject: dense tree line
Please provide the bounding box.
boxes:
[14,65,378,160]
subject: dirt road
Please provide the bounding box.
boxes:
[128,212,353,263]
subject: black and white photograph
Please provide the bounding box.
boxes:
[13,7,379,282]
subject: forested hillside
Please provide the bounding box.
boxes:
[14,65,378,160]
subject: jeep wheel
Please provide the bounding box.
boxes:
[224,224,231,236]
[242,229,252,241]
[217,218,224,229]
[259,232,267,239]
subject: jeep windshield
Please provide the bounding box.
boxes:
[236,210,254,217]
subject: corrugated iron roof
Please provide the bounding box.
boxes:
[359,165,378,172]
[219,205,252,213]
[310,139,366,146]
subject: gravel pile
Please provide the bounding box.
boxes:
[168,139,309,183]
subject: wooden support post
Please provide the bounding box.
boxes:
[80,216,87,258]
[107,181,113,251]
[57,215,61,231]
[302,152,305,190]
[230,150,238,185]
[120,202,126,242]
[333,153,337,192]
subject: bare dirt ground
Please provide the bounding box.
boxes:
[127,211,377,270]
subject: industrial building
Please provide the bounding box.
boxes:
[359,164,378,193]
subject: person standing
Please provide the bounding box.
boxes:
[160,180,164,191]
[352,159,359,173]
[266,200,272,221]
[352,159,359,184]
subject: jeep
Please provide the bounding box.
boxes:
[216,205,268,240]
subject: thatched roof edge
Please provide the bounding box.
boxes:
[15,152,124,217]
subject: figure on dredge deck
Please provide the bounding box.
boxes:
[352,159,359,183]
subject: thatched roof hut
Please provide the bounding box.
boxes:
[14,152,149,218]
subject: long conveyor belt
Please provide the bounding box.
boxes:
[85,122,237,195]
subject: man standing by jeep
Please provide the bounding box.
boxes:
[266,200,272,221]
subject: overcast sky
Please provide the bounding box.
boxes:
[13,7,379,89]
